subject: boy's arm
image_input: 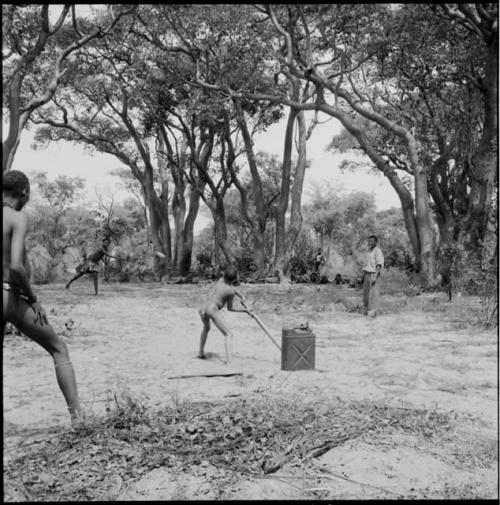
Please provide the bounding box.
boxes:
[9,214,36,302]
[227,290,250,312]
[10,214,48,324]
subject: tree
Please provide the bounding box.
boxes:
[2,4,135,172]
[132,4,286,275]
[327,3,497,274]
[28,171,85,257]
[262,4,439,285]
[110,166,150,242]
[189,3,496,287]
[435,4,498,252]
[31,20,174,276]
[156,4,315,279]
[31,171,85,211]
[224,152,281,272]
[266,5,318,282]
[305,184,377,261]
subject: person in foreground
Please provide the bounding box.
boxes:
[362,235,384,318]
[3,170,82,425]
[198,264,249,364]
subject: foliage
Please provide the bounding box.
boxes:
[437,229,498,327]
[23,170,156,283]
[375,208,414,271]
[303,184,377,270]
[27,244,53,284]
[2,5,136,172]
[31,171,85,210]
[6,3,495,283]
[25,172,90,280]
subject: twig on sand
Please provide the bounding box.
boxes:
[166,372,243,379]
[312,465,400,497]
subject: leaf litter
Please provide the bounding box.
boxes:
[4,390,454,501]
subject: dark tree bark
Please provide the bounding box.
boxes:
[233,99,267,274]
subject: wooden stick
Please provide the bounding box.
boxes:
[241,299,281,351]
[166,372,243,379]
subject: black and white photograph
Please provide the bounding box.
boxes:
[2,3,498,501]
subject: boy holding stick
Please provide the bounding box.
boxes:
[198,264,249,364]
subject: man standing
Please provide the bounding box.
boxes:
[315,248,326,273]
[313,247,326,283]
[362,235,384,317]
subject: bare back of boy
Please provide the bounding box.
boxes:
[199,279,236,336]
[197,265,248,363]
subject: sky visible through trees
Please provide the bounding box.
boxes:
[8,113,401,229]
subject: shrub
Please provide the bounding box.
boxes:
[437,236,498,327]
[29,244,54,284]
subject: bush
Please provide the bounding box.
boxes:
[29,244,54,284]
[380,267,411,295]
[437,237,498,327]
[233,250,257,277]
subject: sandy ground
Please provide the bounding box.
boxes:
[3,280,498,500]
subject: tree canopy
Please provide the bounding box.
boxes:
[4,3,496,288]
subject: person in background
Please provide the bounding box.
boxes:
[66,235,113,295]
[314,248,326,283]
[362,235,384,317]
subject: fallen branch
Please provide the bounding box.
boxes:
[166,372,243,379]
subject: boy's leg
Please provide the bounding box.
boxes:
[198,312,210,359]
[4,294,82,423]
[66,271,85,289]
[92,271,99,295]
[210,311,234,364]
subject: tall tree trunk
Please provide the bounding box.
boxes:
[253,231,266,276]
[466,41,498,252]
[399,190,421,270]
[233,99,267,275]
[157,123,193,274]
[428,155,456,246]
[178,185,202,276]
[172,189,186,269]
[143,162,171,280]
[210,197,232,267]
[285,109,307,273]
[156,139,173,266]
[406,134,437,285]
[3,75,26,173]
[274,107,298,280]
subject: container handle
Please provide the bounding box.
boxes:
[292,322,311,332]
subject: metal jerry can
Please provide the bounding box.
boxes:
[281,325,315,371]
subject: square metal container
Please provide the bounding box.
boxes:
[281,328,315,371]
